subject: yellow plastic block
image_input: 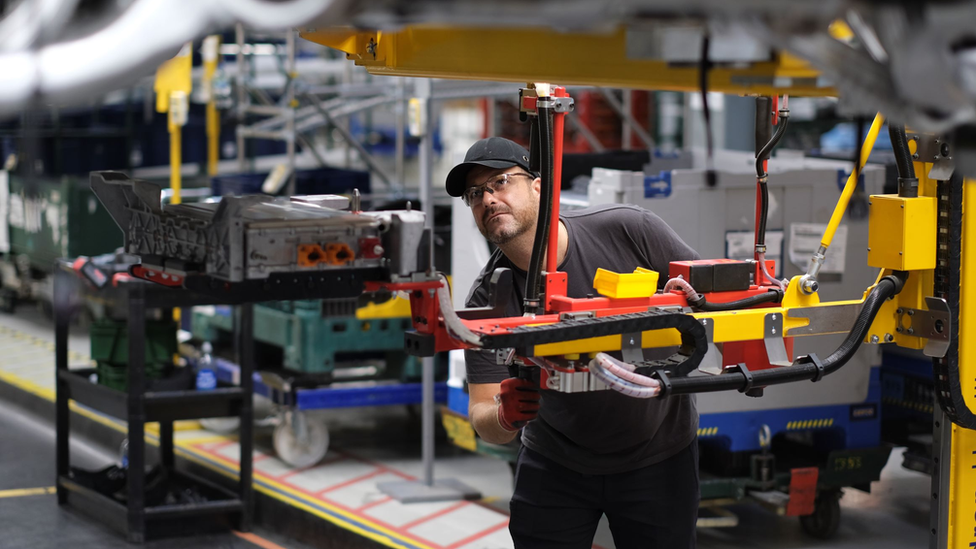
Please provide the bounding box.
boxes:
[592,267,660,299]
[356,296,411,319]
[867,195,937,271]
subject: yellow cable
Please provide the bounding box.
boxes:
[821,113,884,248]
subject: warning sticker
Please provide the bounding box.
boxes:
[789,223,847,273]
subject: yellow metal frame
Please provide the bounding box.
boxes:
[301,26,833,96]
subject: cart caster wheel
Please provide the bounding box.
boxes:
[200,417,241,434]
[273,414,329,469]
[800,490,841,539]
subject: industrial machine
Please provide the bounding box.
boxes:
[64,5,976,545]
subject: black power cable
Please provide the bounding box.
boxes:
[689,289,784,312]
[888,123,918,197]
[523,100,554,314]
[754,104,790,249]
[700,33,716,187]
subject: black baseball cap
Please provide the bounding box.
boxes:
[445,137,534,197]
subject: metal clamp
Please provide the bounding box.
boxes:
[652,369,672,398]
[895,296,951,358]
[553,97,575,113]
[802,353,826,382]
[727,362,754,394]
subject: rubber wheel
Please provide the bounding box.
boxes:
[800,491,841,539]
[200,417,241,434]
[273,417,329,469]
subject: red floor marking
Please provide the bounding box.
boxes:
[444,521,509,549]
[397,501,469,531]
[252,454,269,464]
[316,469,387,495]
[332,447,418,481]
[356,495,392,511]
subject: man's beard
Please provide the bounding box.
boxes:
[479,205,535,246]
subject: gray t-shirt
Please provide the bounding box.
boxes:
[464,204,700,475]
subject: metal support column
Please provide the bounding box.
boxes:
[54,268,70,505]
[126,283,146,543]
[395,78,405,188]
[378,78,479,503]
[285,30,297,196]
[236,23,248,172]
[238,303,255,531]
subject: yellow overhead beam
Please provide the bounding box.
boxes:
[301,25,834,96]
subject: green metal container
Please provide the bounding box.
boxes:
[191,302,419,377]
[3,172,123,270]
[90,318,178,366]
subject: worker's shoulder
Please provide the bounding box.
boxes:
[562,203,666,228]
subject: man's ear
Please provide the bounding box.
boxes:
[532,177,542,194]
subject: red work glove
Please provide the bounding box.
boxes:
[495,377,540,432]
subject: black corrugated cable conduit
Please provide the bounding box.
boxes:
[523,101,554,314]
[659,271,907,396]
[689,289,784,312]
[889,123,918,198]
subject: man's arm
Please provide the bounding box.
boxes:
[468,383,519,444]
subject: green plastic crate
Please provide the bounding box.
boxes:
[90,318,177,366]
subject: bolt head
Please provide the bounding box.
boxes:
[884,333,894,342]
[870,335,880,343]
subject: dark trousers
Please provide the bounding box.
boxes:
[509,441,699,549]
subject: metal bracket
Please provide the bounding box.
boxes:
[553,97,575,113]
[621,332,643,364]
[786,303,863,336]
[495,348,516,366]
[697,318,724,375]
[895,297,951,358]
[764,313,791,366]
[913,134,955,180]
[559,311,596,321]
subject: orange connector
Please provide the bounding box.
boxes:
[297,243,356,267]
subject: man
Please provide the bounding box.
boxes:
[446,137,701,549]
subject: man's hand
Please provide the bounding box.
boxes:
[496,377,540,432]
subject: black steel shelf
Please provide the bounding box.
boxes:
[59,368,245,422]
[58,472,243,541]
[55,264,257,543]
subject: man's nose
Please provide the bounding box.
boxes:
[479,188,498,207]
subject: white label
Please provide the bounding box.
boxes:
[725,230,784,277]
[789,223,847,273]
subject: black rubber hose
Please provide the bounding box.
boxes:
[754,112,789,247]
[523,103,553,314]
[691,289,783,312]
[664,271,907,395]
[889,123,918,198]
[755,114,789,179]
